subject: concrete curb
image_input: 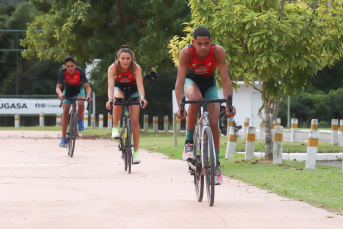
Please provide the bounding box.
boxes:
[238,129,334,135]
[237,151,343,161]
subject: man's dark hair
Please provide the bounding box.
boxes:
[193,27,211,39]
[64,56,76,65]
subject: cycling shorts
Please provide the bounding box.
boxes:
[114,87,140,100]
[184,77,219,100]
[62,86,86,104]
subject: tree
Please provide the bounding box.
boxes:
[0,2,61,96]
[169,0,343,160]
[21,0,191,94]
[307,57,343,94]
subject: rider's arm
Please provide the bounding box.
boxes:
[134,64,145,99]
[215,45,236,117]
[56,84,64,100]
[107,64,116,100]
[79,69,91,99]
[215,45,233,100]
[83,83,92,99]
[134,64,147,108]
[56,70,64,99]
[175,47,190,111]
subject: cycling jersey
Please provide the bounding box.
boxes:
[57,66,88,98]
[186,43,218,96]
[57,66,88,86]
[114,62,138,96]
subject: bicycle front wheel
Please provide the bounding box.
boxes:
[125,119,132,174]
[120,136,128,171]
[193,124,204,202]
[203,127,215,206]
[68,112,77,157]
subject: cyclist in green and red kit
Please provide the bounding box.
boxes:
[106,45,148,164]
[175,27,236,185]
[56,56,92,147]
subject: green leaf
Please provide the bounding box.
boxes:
[269,56,275,63]
[246,22,252,30]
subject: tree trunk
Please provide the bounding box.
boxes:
[263,99,273,160]
[257,83,280,161]
[262,96,280,160]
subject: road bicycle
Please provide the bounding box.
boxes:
[180,94,233,206]
[60,96,90,157]
[110,87,144,174]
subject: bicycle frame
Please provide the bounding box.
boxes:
[121,105,132,151]
[59,96,89,114]
[59,96,89,157]
[110,87,144,173]
[199,107,217,168]
[180,94,233,168]
[180,94,232,206]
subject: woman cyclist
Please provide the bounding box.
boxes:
[106,45,148,164]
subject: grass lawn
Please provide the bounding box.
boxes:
[230,137,343,153]
[138,131,343,215]
[1,127,343,214]
[86,129,343,215]
[2,126,341,153]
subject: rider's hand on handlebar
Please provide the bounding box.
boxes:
[226,105,236,118]
[177,109,187,120]
[140,98,148,109]
[106,100,113,110]
[87,96,93,103]
[58,94,64,101]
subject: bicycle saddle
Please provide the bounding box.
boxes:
[114,97,124,101]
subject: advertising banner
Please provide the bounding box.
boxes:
[0,98,89,114]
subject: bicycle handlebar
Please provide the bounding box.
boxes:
[59,96,90,110]
[180,93,233,117]
[109,99,145,115]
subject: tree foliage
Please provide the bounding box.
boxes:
[0,2,61,95]
[279,88,343,128]
[168,0,343,159]
[22,0,191,94]
[307,57,343,94]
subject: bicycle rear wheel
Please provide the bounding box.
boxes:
[125,119,132,174]
[203,127,215,206]
[119,135,128,171]
[193,124,204,202]
[68,112,77,157]
[119,121,128,171]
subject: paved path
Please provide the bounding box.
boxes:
[1,131,343,229]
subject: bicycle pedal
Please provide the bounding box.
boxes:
[188,169,195,176]
[186,157,196,162]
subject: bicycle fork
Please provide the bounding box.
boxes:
[200,112,217,169]
[122,117,135,149]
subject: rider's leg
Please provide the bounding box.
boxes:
[113,89,124,126]
[204,81,221,166]
[61,103,71,137]
[185,83,202,139]
[77,96,85,121]
[182,83,202,160]
[207,102,223,184]
[129,105,140,151]
[207,102,220,152]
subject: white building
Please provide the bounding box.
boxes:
[172,81,263,129]
[218,81,263,129]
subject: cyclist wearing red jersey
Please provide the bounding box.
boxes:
[56,56,92,147]
[106,45,148,164]
[175,27,236,185]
